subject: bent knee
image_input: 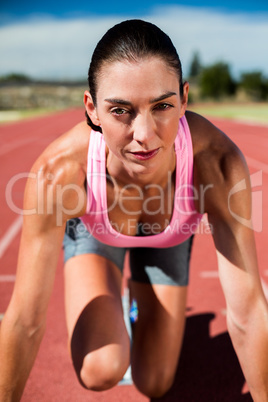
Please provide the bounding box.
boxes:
[132,368,175,398]
[80,346,130,391]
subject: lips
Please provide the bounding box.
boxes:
[130,148,159,160]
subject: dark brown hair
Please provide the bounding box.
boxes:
[86,19,184,133]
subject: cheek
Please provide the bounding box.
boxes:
[160,119,179,142]
[102,121,130,144]
[102,129,127,152]
[157,110,180,129]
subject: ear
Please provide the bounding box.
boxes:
[179,82,189,118]
[84,91,101,127]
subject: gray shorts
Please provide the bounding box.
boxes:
[63,218,194,286]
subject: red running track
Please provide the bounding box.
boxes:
[1,108,267,401]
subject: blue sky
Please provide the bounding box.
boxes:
[1,0,268,20]
[0,1,268,80]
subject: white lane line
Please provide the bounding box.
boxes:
[0,275,16,282]
[234,119,268,128]
[201,273,268,302]
[246,156,268,175]
[200,271,219,278]
[0,215,23,258]
[0,137,36,156]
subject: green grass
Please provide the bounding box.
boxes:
[0,108,59,124]
[189,102,268,124]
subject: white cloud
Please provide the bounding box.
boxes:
[149,6,268,77]
[0,16,122,79]
[0,6,267,80]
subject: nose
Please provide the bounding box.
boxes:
[132,113,156,145]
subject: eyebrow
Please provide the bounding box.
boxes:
[104,91,177,105]
[150,91,177,103]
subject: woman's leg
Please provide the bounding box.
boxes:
[63,219,129,391]
[129,281,187,398]
[64,254,130,391]
[129,238,193,398]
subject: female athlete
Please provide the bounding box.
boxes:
[1,19,268,401]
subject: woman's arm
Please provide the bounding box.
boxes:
[198,135,268,401]
[0,221,66,401]
[0,130,87,401]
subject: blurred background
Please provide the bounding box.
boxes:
[0,0,268,124]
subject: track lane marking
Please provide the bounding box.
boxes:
[200,271,219,278]
[246,156,268,175]
[0,275,16,282]
[201,272,268,302]
[0,137,37,156]
[0,215,23,258]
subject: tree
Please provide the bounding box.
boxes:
[239,71,268,101]
[0,73,31,83]
[189,51,202,78]
[199,62,236,99]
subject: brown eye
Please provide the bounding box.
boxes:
[111,108,128,115]
[155,103,172,111]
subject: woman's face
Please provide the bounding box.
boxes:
[85,57,189,180]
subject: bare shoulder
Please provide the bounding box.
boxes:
[31,121,90,184]
[24,121,91,225]
[185,111,250,215]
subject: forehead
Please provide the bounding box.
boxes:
[96,57,180,98]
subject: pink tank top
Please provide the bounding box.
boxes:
[81,115,203,247]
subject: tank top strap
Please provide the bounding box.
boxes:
[85,130,106,214]
[87,130,106,162]
[175,115,193,160]
[174,114,195,214]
